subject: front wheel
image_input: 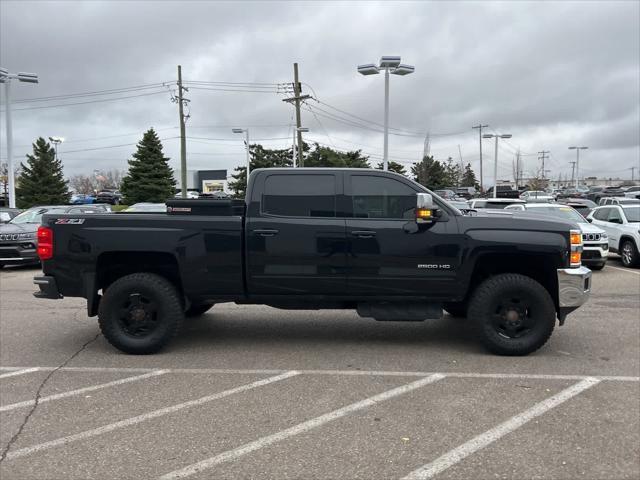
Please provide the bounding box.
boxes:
[620,240,639,268]
[98,273,184,354]
[467,274,556,356]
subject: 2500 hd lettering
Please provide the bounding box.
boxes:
[33,168,591,356]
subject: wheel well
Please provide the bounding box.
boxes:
[96,252,182,294]
[469,254,559,308]
[619,236,638,251]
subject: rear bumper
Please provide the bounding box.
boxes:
[557,266,591,308]
[33,275,62,299]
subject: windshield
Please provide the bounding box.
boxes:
[527,206,586,223]
[623,206,640,222]
[9,207,67,224]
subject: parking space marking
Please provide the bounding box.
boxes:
[4,370,299,461]
[158,373,446,480]
[401,377,601,480]
[0,368,40,379]
[0,370,169,413]
[606,265,640,276]
[0,367,638,382]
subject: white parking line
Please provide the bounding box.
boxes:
[0,370,169,413]
[0,367,40,379]
[607,265,640,276]
[0,366,638,382]
[401,377,600,479]
[4,370,299,461]
[158,373,446,480]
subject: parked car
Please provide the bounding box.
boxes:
[95,190,122,205]
[123,203,167,213]
[447,199,470,210]
[468,198,526,209]
[599,197,640,206]
[0,205,109,268]
[623,186,640,199]
[587,186,625,203]
[34,168,592,356]
[0,207,20,224]
[455,186,476,199]
[505,203,609,270]
[556,198,597,218]
[70,194,96,205]
[434,189,458,200]
[588,205,640,267]
[486,185,520,198]
[520,190,554,203]
[174,190,200,199]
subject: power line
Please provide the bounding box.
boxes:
[2,90,168,112]
[10,82,171,104]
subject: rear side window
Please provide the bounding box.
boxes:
[593,208,609,220]
[262,174,336,217]
[351,175,416,219]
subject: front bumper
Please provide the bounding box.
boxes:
[557,266,592,308]
[33,275,62,299]
[582,243,609,266]
[0,244,38,265]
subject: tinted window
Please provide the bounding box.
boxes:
[351,175,416,219]
[622,206,640,222]
[593,208,610,220]
[607,208,623,223]
[262,174,336,217]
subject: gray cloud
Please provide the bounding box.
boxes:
[1,0,638,187]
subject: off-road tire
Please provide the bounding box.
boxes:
[98,273,184,354]
[467,273,556,356]
[620,239,639,268]
[443,302,467,318]
[185,302,215,317]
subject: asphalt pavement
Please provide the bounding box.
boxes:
[0,259,638,479]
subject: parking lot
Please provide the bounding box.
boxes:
[0,260,638,480]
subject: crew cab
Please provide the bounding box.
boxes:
[33,169,592,356]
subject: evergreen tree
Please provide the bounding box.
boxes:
[460,163,480,189]
[411,155,448,190]
[16,137,70,208]
[443,157,462,187]
[304,143,370,168]
[376,161,407,176]
[120,129,175,204]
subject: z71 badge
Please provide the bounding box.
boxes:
[55,218,85,225]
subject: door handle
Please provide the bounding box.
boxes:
[253,229,279,237]
[350,230,376,238]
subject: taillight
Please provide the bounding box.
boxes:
[37,226,54,261]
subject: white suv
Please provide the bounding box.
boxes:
[588,205,640,267]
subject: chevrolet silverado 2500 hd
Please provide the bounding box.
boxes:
[33,168,591,355]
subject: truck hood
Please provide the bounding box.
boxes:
[576,222,605,235]
[462,209,578,233]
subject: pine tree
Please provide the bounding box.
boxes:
[376,161,407,176]
[16,137,70,208]
[120,129,175,204]
[443,157,462,187]
[304,143,370,168]
[460,163,480,189]
[411,155,448,190]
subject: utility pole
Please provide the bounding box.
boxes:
[630,166,636,182]
[538,150,550,179]
[515,149,521,189]
[569,161,576,185]
[422,131,430,159]
[176,65,190,198]
[282,63,310,167]
[472,124,489,192]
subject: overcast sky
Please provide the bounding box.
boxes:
[1,0,639,187]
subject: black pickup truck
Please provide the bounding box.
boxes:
[34,168,592,356]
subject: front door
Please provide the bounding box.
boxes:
[345,173,460,298]
[246,171,347,295]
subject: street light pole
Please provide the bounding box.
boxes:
[232,128,251,184]
[1,68,38,208]
[483,133,512,199]
[358,56,414,171]
[568,146,588,189]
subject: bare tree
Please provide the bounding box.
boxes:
[94,168,124,190]
[69,174,97,195]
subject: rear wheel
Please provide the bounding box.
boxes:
[620,240,639,268]
[185,302,215,317]
[467,273,556,356]
[98,273,184,354]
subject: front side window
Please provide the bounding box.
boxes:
[592,208,609,221]
[607,208,623,223]
[262,174,336,217]
[351,175,416,219]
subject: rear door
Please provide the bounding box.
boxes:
[345,172,459,297]
[246,171,347,295]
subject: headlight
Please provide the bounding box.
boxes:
[600,233,608,240]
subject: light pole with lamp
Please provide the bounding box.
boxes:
[483,133,512,198]
[232,128,251,184]
[48,136,65,162]
[568,146,588,189]
[292,127,309,167]
[357,56,414,171]
[0,68,39,208]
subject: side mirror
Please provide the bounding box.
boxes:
[416,193,437,224]
[587,217,593,223]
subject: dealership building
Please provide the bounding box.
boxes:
[174,169,229,193]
